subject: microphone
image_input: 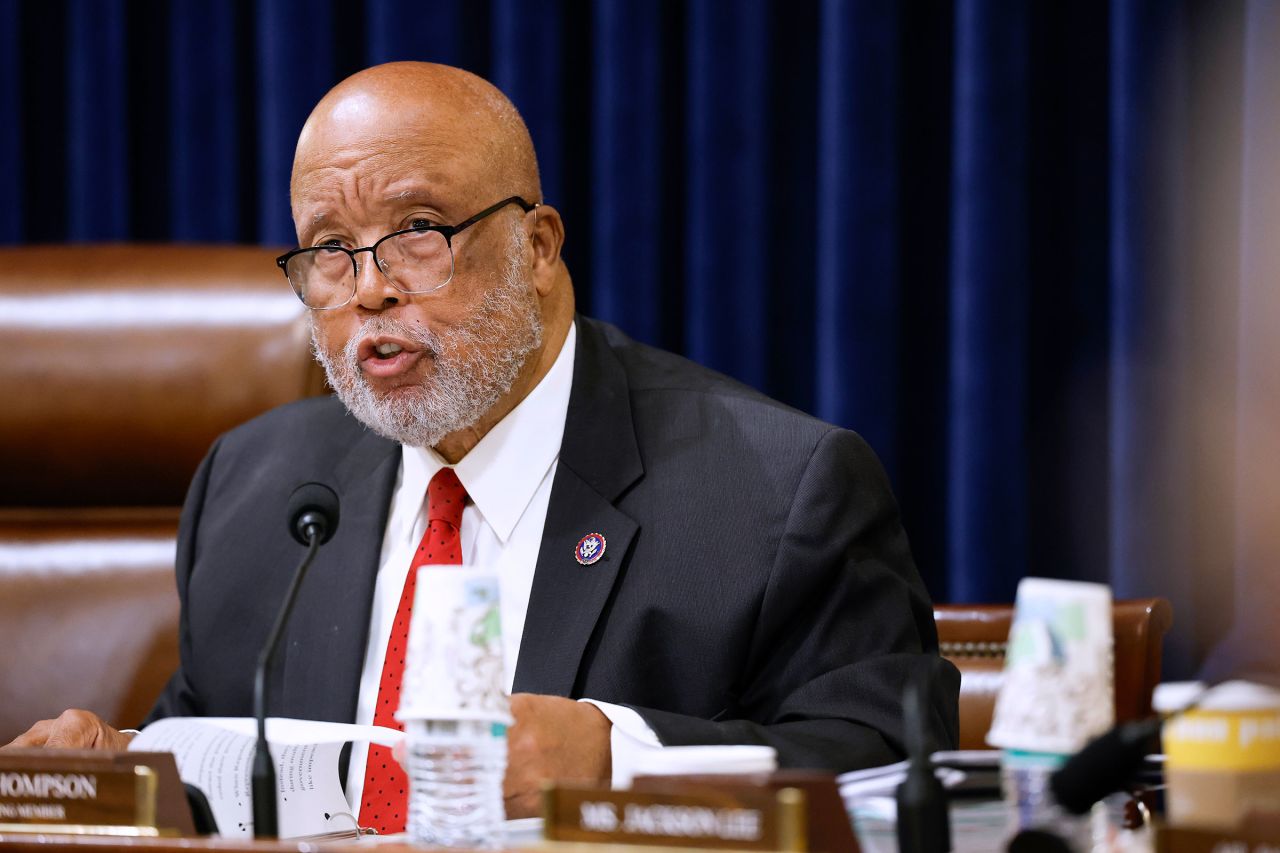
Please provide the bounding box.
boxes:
[251,482,340,838]
[896,666,951,853]
[1048,717,1162,815]
[287,481,341,546]
[1048,680,1214,817]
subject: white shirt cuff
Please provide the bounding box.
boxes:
[579,698,662,788]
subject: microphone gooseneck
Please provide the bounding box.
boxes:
[251,482,340,838]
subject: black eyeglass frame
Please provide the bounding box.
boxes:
[275,195,537,310]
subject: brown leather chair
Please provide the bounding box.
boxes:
[0,245,326,743]
[935,597,1174,750]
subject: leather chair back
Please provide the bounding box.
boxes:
[0,244,325,742]
[935,597,1174,750]
[0,244,325,506]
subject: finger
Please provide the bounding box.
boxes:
[43,710,112,749]
[508,693,533,719]
[2,719,56,750]
[503,789,540,820]
[100,727,137,752]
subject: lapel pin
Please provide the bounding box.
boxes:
[574,532,606,566]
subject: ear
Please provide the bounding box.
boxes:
[526,204,565,297]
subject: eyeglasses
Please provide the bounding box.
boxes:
[276,196,536,310]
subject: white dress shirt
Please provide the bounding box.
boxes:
[346,322,659,810]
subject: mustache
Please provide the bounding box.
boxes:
[341,316,441,362]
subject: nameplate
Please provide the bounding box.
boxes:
[631,772,859,853]
[544,783,807,851]
[0,750,193,837]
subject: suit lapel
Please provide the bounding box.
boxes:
[279,428,400,722]
[513,318,644,696]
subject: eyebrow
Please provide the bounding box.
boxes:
[303,190,436,232]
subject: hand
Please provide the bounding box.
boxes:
[2,710,135,751]
[504,694,611,818]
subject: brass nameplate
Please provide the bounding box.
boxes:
[0,750,192,836]
[544,783,807,851]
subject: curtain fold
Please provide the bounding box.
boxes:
[255,0,337,246]
[1109,0,1202,669]
[4,0,1277,677]
[169,0,241,242]
[684,0,770,390]
[946,0,1031,603]
[590,1,665,345]
[815,0,900,471]
[0,0,19,241]
[366,0,468,68]
[492,0,565,212]
[67,0,129,240]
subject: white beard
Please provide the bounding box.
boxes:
[311,223,544,448]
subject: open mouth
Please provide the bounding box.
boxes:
[357,336,425,378]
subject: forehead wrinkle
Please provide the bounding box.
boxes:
[294,162,409,219]
[294,145,471,223]
[294,129,465,186]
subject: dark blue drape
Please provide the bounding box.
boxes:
[4,0,1278,677]
[947,0,1031,603]
[1109,0,1200,668]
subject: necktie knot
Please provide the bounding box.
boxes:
[427,467,467,529]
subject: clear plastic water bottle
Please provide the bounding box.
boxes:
[403,719,508,848]
[1001,750,1090,850]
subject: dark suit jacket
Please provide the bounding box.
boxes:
[149,316,959,769]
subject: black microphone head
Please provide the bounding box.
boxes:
[286,482,340,545]
[1049,717,1162,814]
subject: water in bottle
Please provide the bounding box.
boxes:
[404,719,508,848]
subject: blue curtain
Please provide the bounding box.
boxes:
[3,0,1277,678]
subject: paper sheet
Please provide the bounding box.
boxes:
[130,716,399,838]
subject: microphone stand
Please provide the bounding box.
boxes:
[252,525,324,838]
[897,668,951,853]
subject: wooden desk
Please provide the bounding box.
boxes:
[0,836,537,853]
[0,826,821,853]
[0,836,347,853]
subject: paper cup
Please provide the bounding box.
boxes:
[397,567,512,724]
[986,578,1114,753]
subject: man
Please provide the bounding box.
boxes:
[6,62,958,823]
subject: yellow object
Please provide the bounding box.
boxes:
[1164,707,1280,770]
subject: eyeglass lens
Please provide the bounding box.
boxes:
[286,229,454,308]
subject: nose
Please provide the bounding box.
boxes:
[353,249,400,310]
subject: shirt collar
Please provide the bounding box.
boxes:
[402,321,576,543]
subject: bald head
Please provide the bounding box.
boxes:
[291,62,541,226]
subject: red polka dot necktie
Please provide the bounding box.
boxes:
[360,467,467,834]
